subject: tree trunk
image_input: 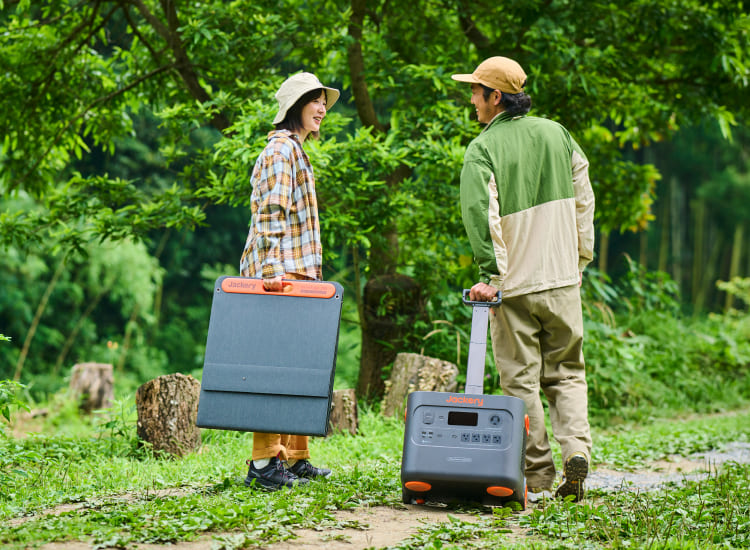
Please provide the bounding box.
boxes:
[327,389,358,436]
[347,0,386,133]
[69,362,114,413]
[356,274,423,401]
[345,0,424,404]
[381,353,459,418]
[136,373,201,457]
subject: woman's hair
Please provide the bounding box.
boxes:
[480,84,532,117]
[275,88,327,140]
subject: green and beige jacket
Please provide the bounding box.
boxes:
[460,112,595,298]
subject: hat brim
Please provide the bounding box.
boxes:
[273,85,341,124]
[451,73,481,84]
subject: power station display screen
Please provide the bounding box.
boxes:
[448,411,478,426]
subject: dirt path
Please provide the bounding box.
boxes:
[33,504,493,550]
[19,441,748,550]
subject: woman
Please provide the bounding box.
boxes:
[240,72,339,491]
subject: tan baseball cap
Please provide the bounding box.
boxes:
[273,72,340,124]
[451,57,527,94]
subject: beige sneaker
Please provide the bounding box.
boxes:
[555,453,588,502]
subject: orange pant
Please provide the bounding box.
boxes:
[252,432,310,461]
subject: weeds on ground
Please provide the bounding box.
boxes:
[519,462,750,549]
[593,410,750,469]
[1,403,749,549]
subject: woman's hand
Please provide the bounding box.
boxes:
[263,275,284,291]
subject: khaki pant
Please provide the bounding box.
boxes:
[489,285,591,489]
[250,271,313,462]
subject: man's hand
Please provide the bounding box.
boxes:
[263,275,284,291]
[469,282,499,302]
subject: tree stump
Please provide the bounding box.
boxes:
[135,373,201,457]
[69,362,114,413]
[327,389,358,435]
[381,353,459,417]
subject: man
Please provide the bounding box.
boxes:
[451,56,595,501]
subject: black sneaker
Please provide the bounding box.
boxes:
[555,453,588,502]
[288,459,332,479]
[244,457,310,490]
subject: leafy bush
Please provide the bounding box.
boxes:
[0,380,28,430]
[583,265,750,424]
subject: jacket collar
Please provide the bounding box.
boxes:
[267,129,303,144]
[481,111,520,133]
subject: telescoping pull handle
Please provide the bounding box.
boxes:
[462,289,502,307]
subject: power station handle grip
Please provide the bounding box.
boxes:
[462,289,502,307]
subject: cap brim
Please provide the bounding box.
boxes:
[451,73,480,83]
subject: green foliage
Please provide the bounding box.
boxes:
[389,509,516,549]
[2,0,748,254]
[1,0,750,409]
[0,380,28,427]
[0,234,166,394]
[594,410,750,469]
[580,263,750,424]
[1,399,749,548]
[521,463,750,549]
[718,277,750,311]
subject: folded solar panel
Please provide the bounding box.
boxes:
[196,276,344,436]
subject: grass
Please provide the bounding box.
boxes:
[520,462,750,549]
[1,398,749,549]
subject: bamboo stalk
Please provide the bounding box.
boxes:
[598,229,609,274]
[53,291,107,375]
[695,228,723,313]
[658,195,669,273]
[670,177,683,293]
[639,229,648,268]
[691,198,705,309]
[724,223,745,312]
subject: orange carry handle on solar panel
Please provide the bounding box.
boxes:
[220,277,338,299]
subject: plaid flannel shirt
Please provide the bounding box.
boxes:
[240,130,322,280]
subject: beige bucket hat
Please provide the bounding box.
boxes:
[451,56,527,94]
[273,72,340,124]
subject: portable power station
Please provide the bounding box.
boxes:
[400,290,528,508]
